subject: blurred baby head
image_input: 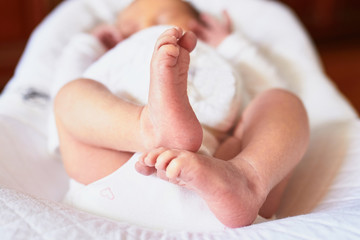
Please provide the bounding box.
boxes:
[116,0,199,38]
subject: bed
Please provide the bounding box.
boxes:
[1,0,360,239]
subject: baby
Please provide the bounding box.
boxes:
[53,0,309,229]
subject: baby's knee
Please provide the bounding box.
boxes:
[259,89,306,112]
[262,88,298,101]
[54,78,96,114]
[263,88,310,139]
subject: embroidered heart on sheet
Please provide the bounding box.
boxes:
[100,187,115,200]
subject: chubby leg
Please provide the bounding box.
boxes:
[138,89,310,227]
[54,28,202,184]
[57,119,134,184]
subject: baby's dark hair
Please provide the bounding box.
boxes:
[182,1,200,20]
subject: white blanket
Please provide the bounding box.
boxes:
[1,0,360,239]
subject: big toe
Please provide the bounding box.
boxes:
[178,31,197,53]
[153,28,184,67]
[154,27,183,51]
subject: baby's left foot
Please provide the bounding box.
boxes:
[138,148,267,228]
[140,27,202,152]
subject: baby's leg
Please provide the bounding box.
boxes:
[55,28,202,184]
[57,118,134,184]
[138,89,309,228]
[143,27,202,151]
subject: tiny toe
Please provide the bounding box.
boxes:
[155,150,177,171]
[154,27,183,50]
[139,152,149,165]
[153,34,181,65]
[135,161,156,176]
[155,35,178,50]
[143,147,166,166]
[178,31,197,52]
[166,158,182,179]
[160,27,183,40]
[144,154,156,167]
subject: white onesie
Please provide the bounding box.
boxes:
[51,25,280,231]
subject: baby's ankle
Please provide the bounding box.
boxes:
[139,105,202,152]
[230,157,269,205]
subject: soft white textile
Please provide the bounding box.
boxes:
[1,118,360,239]
[1,0,360,239]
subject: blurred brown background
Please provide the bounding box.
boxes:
[0,0,359,113]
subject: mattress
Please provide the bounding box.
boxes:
[1,0,360,239]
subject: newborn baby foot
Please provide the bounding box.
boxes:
[139,148,267,228]
[141,27,203,152]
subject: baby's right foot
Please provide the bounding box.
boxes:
[140,28,203,152]
[139,148,266,228]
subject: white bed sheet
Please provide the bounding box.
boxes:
[1,0,360,239]
[0,116,359,239]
